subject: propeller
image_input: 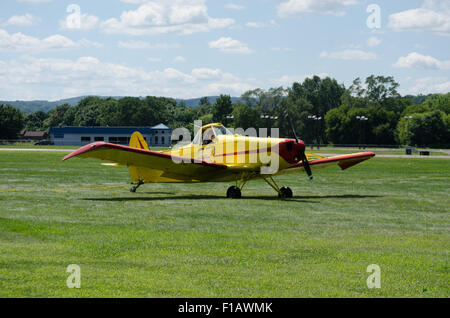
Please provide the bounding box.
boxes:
[285,111,313,181]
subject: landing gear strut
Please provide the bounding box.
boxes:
[263,176,293,198]
[130,179,144,193]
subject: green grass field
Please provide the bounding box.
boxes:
[1,142,448,156]
[0,150,448,297]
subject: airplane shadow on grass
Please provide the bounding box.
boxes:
[83,194,381,203]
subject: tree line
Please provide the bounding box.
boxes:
[1,75,449,147]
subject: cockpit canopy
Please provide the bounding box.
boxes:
[192,123,234,146]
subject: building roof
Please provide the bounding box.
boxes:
[49,127,154,134]
[24,131,47,137]
[151,123,171,130]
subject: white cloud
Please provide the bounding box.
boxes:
[4,14,41,26]
[388,0,450,35]
[0,56,255,100]
[225,3,245,10]
[271,47,294,52]
[174,56,186,63]
[366,36,381,47]
[191,68,222,80]
[0,29,101,52]
[118,40,180,49]
[78,38,103,49]
[16,0,53,2]
[118,40,151,49]
[246,20,278,28]
[60,13,99,31]
[393,52,450,70]
[277,0,358,17]
[320,49,377,60]
[120,0,148,3]
[101,0,234,36]
[404,76,450,95]
[208,37,251,54]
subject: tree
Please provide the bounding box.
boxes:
[97,98,120,126]
[324,105,353,144]
[25,110,48,131]
[325,105,397,145]
[242,87,286,115]
[276,96,313,140]
[231,102,259,129]
[73,97,104,126]
[422,93,450,114]
[142,96,177,126]
[195,97,213,122]
[365,75,400,103]
[396,110,448,146]
[212,94,233,125]
[116,97,143,126]
[43,103,72,129]
[199,97,211,106]
[286,76,345,143]
[0,104,24,139]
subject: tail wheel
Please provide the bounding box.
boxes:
[279,186,293,198]
[226,186,242,199]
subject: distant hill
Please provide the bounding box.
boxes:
[0,96,113,113]
[0,95,243,113]
[175,96,242,107]
[2,94,432,113]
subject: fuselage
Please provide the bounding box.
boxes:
[166,134,305,174]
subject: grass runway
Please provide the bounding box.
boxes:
[0,150,448,297]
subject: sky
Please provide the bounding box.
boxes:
[0,0,449,101]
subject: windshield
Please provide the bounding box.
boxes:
[213,125,233,136]
[192,124,233,145]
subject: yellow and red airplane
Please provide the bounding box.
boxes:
[63,121,375,198]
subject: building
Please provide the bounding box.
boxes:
[49,124,171,147]
[19,130,48,140]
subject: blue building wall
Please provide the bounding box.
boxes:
[49,125,171,147]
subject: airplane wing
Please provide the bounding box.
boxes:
[277,152,375,175]
[62,142,228,182]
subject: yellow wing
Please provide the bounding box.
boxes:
[62,141,230,183]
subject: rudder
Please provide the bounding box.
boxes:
[128,131,149,183]
[129,131,149,150]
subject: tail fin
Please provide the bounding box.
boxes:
[128,132,149,183]
[129,131,149,150]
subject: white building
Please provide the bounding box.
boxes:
[49,124,171,147]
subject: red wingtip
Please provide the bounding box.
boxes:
[62,142,106,161]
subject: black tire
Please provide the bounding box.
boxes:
[279,186,293,198]
[226,186,241,199]
[130,187,136,193]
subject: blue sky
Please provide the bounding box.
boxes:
[0,0,449,101]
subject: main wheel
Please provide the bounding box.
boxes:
[279,186,293,198]
[226,186,241,199]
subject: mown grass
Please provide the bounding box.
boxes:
[1,142,447,157]
[0,150,448,297]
